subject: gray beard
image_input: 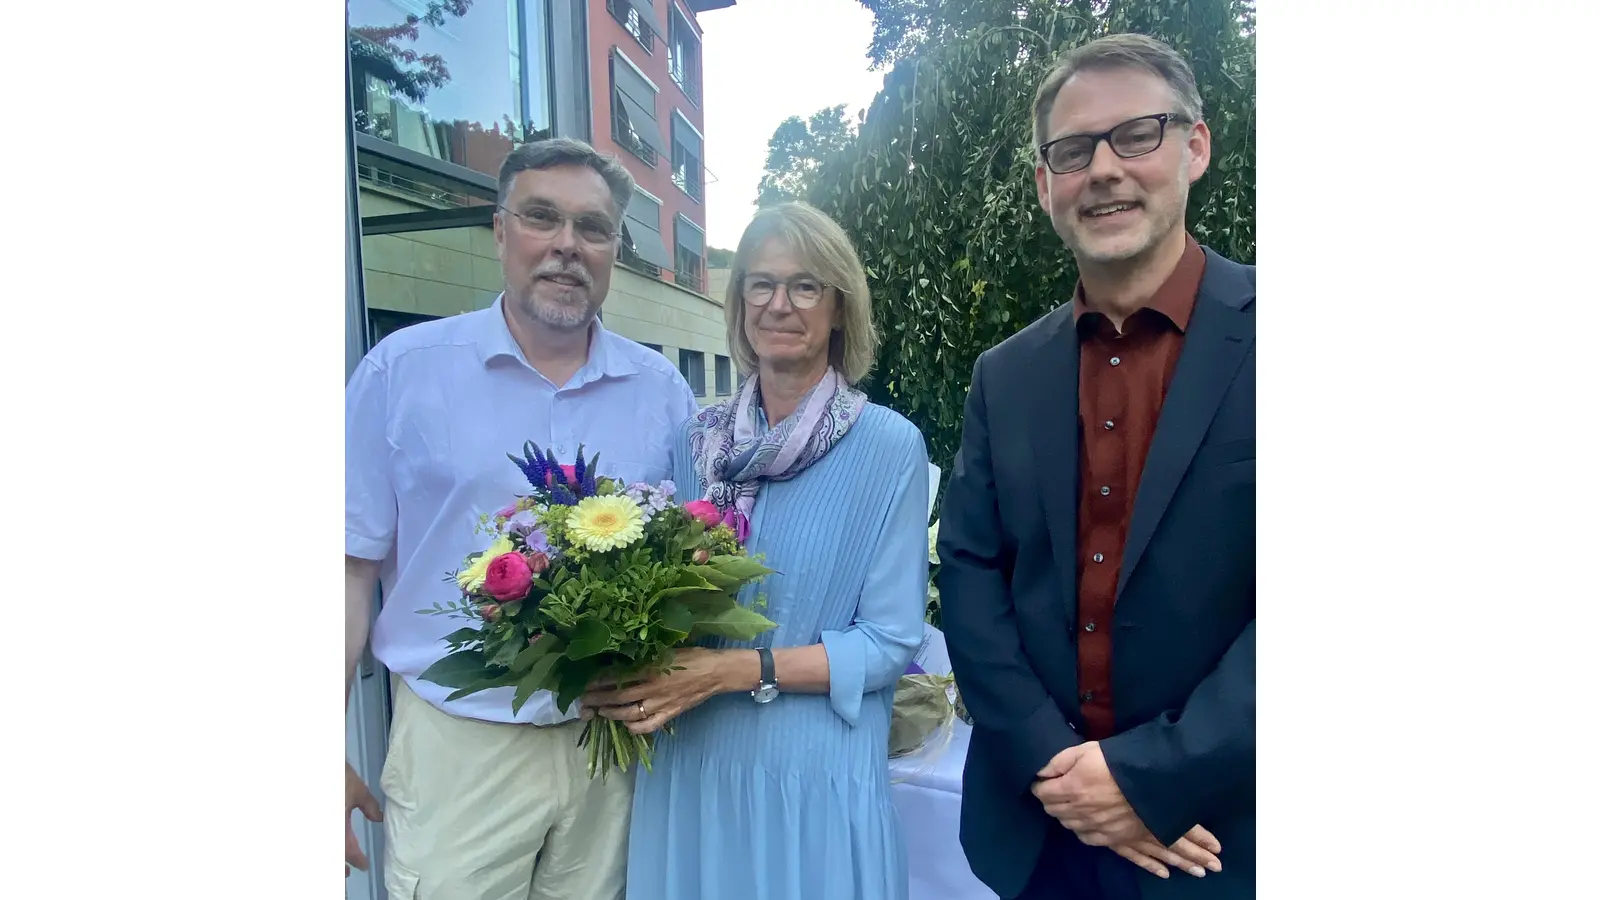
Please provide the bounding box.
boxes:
[516,290,595,332]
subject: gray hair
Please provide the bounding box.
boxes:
[496,137,636,220]
[724,202,879,385]
[1032,33,1204,149]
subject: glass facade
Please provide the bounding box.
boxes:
[348,0,553,178]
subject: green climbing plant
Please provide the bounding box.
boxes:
[806,0,1255,508]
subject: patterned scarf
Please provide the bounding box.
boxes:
[688,367,867,542]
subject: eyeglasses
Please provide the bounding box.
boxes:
[741,275,839,310]
[1037,113,1192,175]
[499,204,620,247]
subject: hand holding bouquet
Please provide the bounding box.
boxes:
[418,442,776,777]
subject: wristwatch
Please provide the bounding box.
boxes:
[751,647,779,703]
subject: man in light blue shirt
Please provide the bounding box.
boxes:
[344,138,699,900]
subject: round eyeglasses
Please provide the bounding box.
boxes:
[1037,112,1192,175]
[741,275,839,310]
[499,204,620,247]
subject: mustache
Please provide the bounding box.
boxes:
[532,261,593,286]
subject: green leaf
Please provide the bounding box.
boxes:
[671,588,738,615]
[488,634,522,668]
[441,626,482,645]
[417,650,491,689]
[511,633,565,674]
[708,555,776,582]
[444,669,520,702]
[510,651,562,715]
[681,565,736,591]
[690,605,779,642]
[555,657,601,714]
[675,567,719,589]
[566,618,612,660]
[659,600,697,641]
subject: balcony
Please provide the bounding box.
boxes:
[669,65,701,106]
[675,266,705,293]
[608,0,657,55]
[613,107,658,167]
[672,163,703,203]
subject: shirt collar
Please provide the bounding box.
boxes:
[476,294,639,385]
[1072,233,1207,333]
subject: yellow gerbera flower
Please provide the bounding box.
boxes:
[567,495,645,552]
[457,535,514,590]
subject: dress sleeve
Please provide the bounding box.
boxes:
[819,420,930,725]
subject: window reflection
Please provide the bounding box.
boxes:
[348,0,552,177]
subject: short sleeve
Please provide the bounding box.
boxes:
[345,356,397,561]
[675,374,700,424]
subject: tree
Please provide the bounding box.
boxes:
[855,0,1062,69]
[349,0,474,121]
[754,104,860,208]
[349,0,556,180]
[707,246,735,268]
[809,0,1255,494]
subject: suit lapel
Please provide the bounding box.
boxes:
[1029,306,1083,625]
[1117,253,1256,599]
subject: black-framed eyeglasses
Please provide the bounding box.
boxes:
[498,204,620,247]
[740,274,841,310]
[1037,112,1192,175]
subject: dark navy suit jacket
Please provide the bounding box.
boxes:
[937,248,1256,899]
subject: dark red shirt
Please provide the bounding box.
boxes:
[1073,235,1206,739]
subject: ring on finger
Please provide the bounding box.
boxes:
[636,699,647,719]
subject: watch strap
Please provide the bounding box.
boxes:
[757,647,775,687]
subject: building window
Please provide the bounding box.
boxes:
[610,51,668,167]
[607,0,657,54]
[674,214,707,293]
[348,0,553,178]
[679,349,706,397]
[671,113,704,203]
[622,189,674,274]
[642,342,664,354]
[667,5,702,107]
[715,354,732,396]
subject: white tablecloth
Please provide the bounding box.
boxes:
[890,719,999,900]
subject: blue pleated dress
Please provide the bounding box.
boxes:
[623,403,931,900]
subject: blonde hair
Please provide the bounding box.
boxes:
[724,202,878,385]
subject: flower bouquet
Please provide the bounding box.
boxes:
[418,442,777,778]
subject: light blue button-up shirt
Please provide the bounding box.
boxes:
[346,297,700,724]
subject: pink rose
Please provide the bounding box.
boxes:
[525,551,550,575]
[684,500,722,527]
[692,548,710,565]
[480,603,500,622]
[545,465,579,486]
[483,552,534,601]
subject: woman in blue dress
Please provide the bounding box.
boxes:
[582,201,930,900]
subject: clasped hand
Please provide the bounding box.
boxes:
[1032,742,1222,880]
[581,647,730,735]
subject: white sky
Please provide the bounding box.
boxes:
[697,0,888,249]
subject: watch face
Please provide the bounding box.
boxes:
[752,684,779,703]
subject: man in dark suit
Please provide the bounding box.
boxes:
[938,34,1254,899]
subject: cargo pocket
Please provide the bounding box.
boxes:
[383,858,422,900]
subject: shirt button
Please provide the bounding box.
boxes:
[1092,552,1104,563]
[1080,691,1095,703]
[1109,356,1121,366]
[1100,485,1111,496]
[1084,621,1097,633]
[1103,420,1114,430]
